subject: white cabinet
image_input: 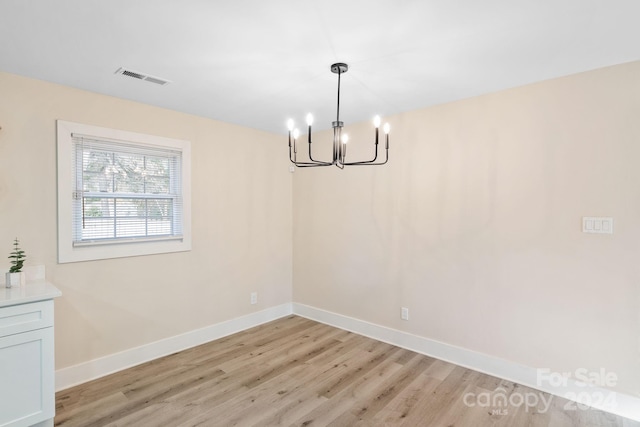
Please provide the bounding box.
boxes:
[0,284,60,427]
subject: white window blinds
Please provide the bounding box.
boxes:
[71,134,184,246]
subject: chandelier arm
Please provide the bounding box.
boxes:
[344,154,388,166]
[290,144,320,166]
[293,134,297,162]
[290,153,332,166]
[293,161,333,168]
[345,147,389,166]
[344,147,388,166]
[290,130,331,165]
[307,138,332,165]
[343,130,389,165]
[290,145,333,167]
[343,141,379,165]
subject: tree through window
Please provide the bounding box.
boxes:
[57,121,191,263]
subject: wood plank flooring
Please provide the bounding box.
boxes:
[55,316,640,426]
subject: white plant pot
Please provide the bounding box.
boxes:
[5,272,25,288]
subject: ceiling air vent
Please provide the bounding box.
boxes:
[115,67,171,86]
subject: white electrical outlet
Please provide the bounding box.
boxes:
[401,307,409,321]
[250,292,258,305]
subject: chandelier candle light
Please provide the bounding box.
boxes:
[287,63,390,169]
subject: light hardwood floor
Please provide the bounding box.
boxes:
[55,316,639,426]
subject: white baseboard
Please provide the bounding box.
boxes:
[292,302,640,422]
[55,301,640,422]
[55,303,292,391]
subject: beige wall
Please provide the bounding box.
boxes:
[292,61,640,396]
[0,71,293,369]
[2,60,639,399]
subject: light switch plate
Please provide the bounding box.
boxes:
[582,217,613,234]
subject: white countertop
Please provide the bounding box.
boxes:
[0,281,62,308]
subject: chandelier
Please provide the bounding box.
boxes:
[287,63,390,169]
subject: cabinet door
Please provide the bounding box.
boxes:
[0,328,54,427]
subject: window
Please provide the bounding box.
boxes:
[57,121,191,263]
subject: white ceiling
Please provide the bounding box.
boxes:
[1,1,639,134]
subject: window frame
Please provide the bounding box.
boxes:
[57,120,191,263]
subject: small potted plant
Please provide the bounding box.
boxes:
[6,238,26,288]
